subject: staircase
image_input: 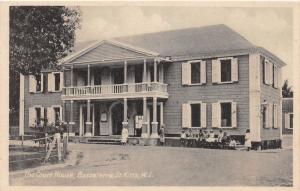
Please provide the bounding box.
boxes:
[78,135,122,145]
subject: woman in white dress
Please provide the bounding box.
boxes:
[244,129,251,151]
[121,127,129,145]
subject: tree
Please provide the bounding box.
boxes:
[282,79,293,98]
[9,6,81,111]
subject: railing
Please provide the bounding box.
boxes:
[62,82,168,97]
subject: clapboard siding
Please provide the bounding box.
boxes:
[23,75,62,132]
[164,55,249,135]
[259,56,281,140]
[70,42,146,64]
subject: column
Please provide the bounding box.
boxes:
[62,100,66,124]
[124,61,128,92]
[141,97,148,138]
[69,100,75,136]
[151,97,159,138]
[160,102,164,126]
[85,99,92,136]
[70,66,74,95]
[122,98,129,129]
[143,59,147,91]
[87,64,91,94]
[154,59,157,83]
[159,63,164,83]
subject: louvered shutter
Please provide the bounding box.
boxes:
[269,62,274,86]
[212,59,221,83]
[231,58,238,82]
[28,107,36,127]
[212,102,220,128]
[182,103,191,128]
[201,103,207,128]
[274,66,278,88]
[231,102,237,128]
[200,61,206,84]
[47,107,55,124]
[285,113,290,129]
[29,75,36,93]
[264,60,268,84]
[40,74,44,92]
[59,106,63,122]
[182,62,191,85]
[273,104,278,128]
[48,73,54,92]
[268,103,273,128]
[60,72,64,91]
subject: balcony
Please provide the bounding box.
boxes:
[61,82,168,100]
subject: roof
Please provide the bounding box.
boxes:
[63,24,286,66]
[115,24,255,57]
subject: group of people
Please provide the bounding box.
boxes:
[180,129,252,150]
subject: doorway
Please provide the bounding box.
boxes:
[112,68,124,84]
[111,103,124,135]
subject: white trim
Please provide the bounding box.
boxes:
[19,74,25,136]
[249,53,261,142]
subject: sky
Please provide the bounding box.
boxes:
[75,6,293,85]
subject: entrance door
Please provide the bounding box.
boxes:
[80,105,94,136]
[111,103,123,135]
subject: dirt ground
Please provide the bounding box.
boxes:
[9,141,292,186]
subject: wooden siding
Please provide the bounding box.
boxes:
[163,55,250,136]
[23,75,61,132]
[70,42,147,64]
[260,56,281,140]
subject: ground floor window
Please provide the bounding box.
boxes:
[191,104,201,127]
[54,107,61,126]
[290,114,293,129]
[35,107,41,125]
[262,106,267,128]
[221,102,231,127]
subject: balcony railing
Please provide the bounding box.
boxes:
[62,82,168,99]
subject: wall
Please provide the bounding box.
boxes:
[23,74,62,133]
[163,54,250,136]
[259,56,282,140]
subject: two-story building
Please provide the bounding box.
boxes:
[19,24,285,148]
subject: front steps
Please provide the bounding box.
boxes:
[71,135,122,145]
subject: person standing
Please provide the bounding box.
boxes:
[121,127,129,146]
[244,129,251,151]
[159,125,165,146]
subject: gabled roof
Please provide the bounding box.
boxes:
[62,24,286,66]
[114,24,255,57]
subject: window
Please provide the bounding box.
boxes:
[182,102,206,128]
[54,73,60,91]
[35,108,41,125]
[36,74,42,92]
[191,104,201,127]
[54,107,61,126]
[290,114,293,129]
[43,74,47,93]
[221,102,232,127]
[191,62,201,84]
[262,106,267,129]
[221,59,231,82]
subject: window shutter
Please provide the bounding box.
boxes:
[268,103,273,128]
[274,66,278,88]
[28,107,36,127]
[201,103,207,128]
[269,62,274,86]
[200,61,206,84]
[48,73,54,92]
[60,72,64,91]
[264,60,268,84]
[212,102,220,128]
[29,75,36,93]
[40,74,44,92]
[231,102,237,128]
[59,106,63,122]
[182,103,191,128]
[285,113,290,129]
[182,62,191,85]
[212,59,221,83]
[47,107,54,124]
[231,58,238,82]
[273,104,278,128]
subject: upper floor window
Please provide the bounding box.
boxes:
[29,74,43,93]
[263,57,279,88]
[220,59,232,82]
[54,73,61,91]
[212,57,238,84]
[182,60,206,85]
[48,72,63,92]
